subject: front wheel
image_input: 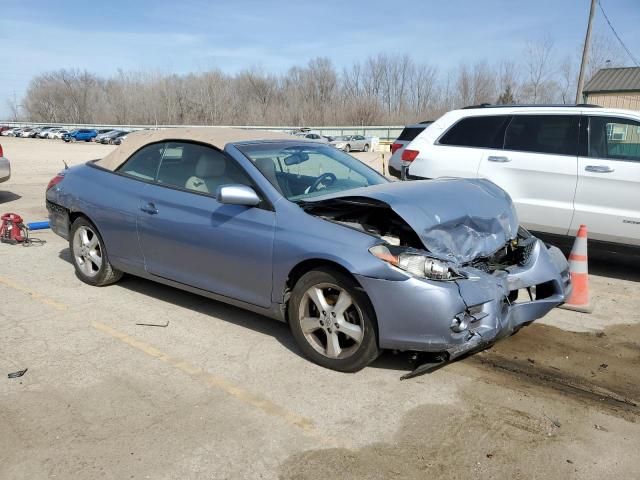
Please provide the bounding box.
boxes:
[70,217,122,286]
[344,144,351,152]
[288,268,380,372]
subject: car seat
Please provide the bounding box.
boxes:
[185,153,233,194]
[255,157,286,195]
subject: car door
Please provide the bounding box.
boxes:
[571,115,640,245]
[136,141,276,307]
[477,114,579,235]
[354,135,365,150]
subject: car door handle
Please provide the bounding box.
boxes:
[140,203,158,215]
[487,156,511,163]
[585,165,614,173]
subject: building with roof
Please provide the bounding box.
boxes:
[583,67,640,111]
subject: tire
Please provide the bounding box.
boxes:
[363,144,370,152]
[344,144,351,152]
[288,268,380,372]
[69,217,123,286]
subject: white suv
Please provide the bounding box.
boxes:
[401,105,640,247]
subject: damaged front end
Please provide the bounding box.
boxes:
[300,178,571,376]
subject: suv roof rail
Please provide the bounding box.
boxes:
[462,103,602,109]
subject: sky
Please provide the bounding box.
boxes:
[1,0,639,117]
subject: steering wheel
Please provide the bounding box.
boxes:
[308,172,337,193]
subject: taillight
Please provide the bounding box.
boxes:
[47,174,65,191]
[0,144,3,157]
[402,149,419,162]
[391,143,402,154]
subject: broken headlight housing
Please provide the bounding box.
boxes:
[369,245,460,281]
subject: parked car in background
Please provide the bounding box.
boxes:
[0,126,12,135]
[92,128,116,141]
[30,126,50,138]
[329,135,370,152]
[100,130,128,144]
[388,122,433,179]
[19,128,34,138]
[63,129,98,142]
[37,127,57,138]
[401,104,640,248]
[0,143,10,183]
[51,129,70,139]
[46,127,570,373]
[294,132,329,143]
[1,127,19,137]
[94,129,118,143]
[113,133,128,145]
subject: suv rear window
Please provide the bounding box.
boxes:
[504,115,578,156]
[438,116,509,148]
[397,124,429,142]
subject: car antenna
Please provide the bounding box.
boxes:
[63,160,69,170]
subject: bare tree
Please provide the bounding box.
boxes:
[522,37,555,103]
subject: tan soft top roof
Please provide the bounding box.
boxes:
[95,127,297,171]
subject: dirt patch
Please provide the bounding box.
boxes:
[280,322,640,480]
[279,381,639,480]
[469,323,640,421]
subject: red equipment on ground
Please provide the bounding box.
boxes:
[0,213,28,244]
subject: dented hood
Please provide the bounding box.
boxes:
[309,178,519,264]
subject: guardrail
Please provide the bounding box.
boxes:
[0,121,405,141]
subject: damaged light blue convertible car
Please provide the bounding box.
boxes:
[46,128,571,373]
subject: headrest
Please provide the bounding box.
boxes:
[195,153,226,178]
[255,157,276,175]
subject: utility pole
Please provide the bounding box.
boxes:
[575,0,597,104]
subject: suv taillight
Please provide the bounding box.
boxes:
[47,174,65,191]
[0,144,3,157]
[391,143,402,154]
[401,149,419,162]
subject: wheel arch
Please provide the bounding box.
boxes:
[284,258,380,343]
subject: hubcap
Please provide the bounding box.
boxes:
[72,226,102,277]
[298,283,364,359]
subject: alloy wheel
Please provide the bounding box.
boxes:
[298,283,364,359]
[72,225,102,278]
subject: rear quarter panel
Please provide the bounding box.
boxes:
[47,163,146,271]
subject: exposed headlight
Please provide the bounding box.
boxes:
[369,244,457,280]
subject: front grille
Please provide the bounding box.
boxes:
[515,237,536,265]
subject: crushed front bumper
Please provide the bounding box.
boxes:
[356,239,571,358]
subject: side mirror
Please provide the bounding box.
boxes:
[216,184,261,207]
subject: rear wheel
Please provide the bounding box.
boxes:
[70,217,122,286]
[288,268,380,372]
[363,144,370,152]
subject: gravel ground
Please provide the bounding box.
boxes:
[1,136,639,480]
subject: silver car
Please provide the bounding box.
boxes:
[46,128,571,374]
[0,143,10,183]
[330,135,370,152]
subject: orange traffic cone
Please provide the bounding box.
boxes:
[560,224,593,313]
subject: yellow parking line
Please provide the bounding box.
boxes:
[0,275,68,311]
[91,321,332,442]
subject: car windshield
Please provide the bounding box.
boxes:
[237,142,388,202]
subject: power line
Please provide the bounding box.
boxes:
[598,0,640,67]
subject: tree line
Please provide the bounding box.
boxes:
[14,35,624,126]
